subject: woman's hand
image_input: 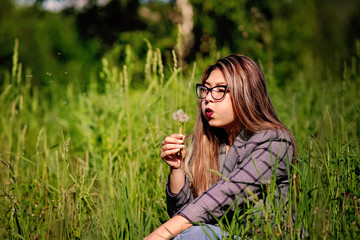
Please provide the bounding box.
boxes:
[160,134,186,169]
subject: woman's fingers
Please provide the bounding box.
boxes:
[160,149,182,168]
[161,143,185,151]
[163,135,184,145]
[160,148,181,159]
[160,134,186,165]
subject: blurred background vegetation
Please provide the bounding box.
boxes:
[1,0,359,88]
[1,0,360,239]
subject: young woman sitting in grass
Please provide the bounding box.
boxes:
[145,54,296,239]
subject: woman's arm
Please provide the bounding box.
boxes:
[161,134,193,216]
[144,215,192,240]
[166,172,194,218]
[169,167,185,194]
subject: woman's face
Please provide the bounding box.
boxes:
[201,69,237,134]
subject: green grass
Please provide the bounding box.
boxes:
[0,41,359,239]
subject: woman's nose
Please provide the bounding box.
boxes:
[205,91,214,102]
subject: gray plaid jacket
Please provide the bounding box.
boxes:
[166,129,294,223]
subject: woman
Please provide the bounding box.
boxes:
[145,54,296,239]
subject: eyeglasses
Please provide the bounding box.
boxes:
[196,84,229,100]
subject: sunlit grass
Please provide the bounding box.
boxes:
[0,40,359,239]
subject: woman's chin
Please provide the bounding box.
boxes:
[207,120,221,128]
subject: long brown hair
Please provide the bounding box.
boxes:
[184,54,297,197]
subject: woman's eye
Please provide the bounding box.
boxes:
[214,88,225,92]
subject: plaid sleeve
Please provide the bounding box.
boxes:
[176,131,293,223]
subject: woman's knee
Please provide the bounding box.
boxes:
[173,225,223,240]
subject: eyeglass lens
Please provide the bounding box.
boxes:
[196,85,227,100]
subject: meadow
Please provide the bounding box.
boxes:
[0,40,359,239]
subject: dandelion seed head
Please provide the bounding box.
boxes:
[179,113,190,123]
[172,109,189,123]
[172,111,179,121]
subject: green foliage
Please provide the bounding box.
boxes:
[189,0,360,86]
[1,38,360,239]
[190,0,320,84]
[74,0,146,45]
[0,1,100,88]
[0,42,195,239]
[1,1,360,238]
[1,0,359,91]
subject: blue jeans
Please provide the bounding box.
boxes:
[173,224,225,240]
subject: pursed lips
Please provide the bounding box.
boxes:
[205,108,214,117]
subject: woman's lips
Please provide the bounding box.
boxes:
[205,108,214,117]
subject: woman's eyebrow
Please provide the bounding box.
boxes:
[205,82,227,87]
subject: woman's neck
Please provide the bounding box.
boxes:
[225,126,242,147]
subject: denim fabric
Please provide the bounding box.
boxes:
[173,225,225,240]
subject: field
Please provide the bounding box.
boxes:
[1,41,360,239]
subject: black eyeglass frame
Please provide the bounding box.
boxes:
[196,84,229,100]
